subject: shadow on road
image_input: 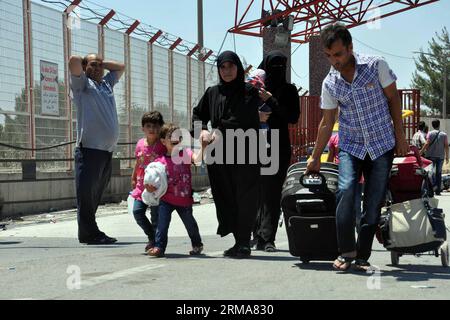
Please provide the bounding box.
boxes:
[380,264,450,282]
[245,255,300,262]
[152,253,222,260]
[0,241,22,245]
[294,261,334,271]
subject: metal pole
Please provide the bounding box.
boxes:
[98,25,105,58]
[444,61,447,120]
[63,11,73,170]
[125,34,132,168]
[23,0,35,159]
[197,0,205,99]
[197,0,204,48]
[169,50,174,122]
[148,42,154,111]
[187,56,192,127]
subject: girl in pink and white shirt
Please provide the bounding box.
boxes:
[130,111,166,252]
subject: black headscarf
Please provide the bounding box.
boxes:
[216,51,245,96]
[258,50,288,93]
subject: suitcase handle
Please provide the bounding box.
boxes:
[398,145,423,167]
[300,172,329,191]
[408,145,423,167]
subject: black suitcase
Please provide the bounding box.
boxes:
[281,163,339,263]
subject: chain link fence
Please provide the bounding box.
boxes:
[0,0,218,172]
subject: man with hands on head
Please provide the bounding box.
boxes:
[69,53,125,245]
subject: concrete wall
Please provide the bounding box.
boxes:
[0,167,210,219]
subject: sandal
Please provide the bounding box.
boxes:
[333,256,354,271]
[147,247,165,258]
[145,240,155,252]
[264,242,276,253]
[354,259,372,272]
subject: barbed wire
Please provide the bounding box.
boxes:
[39,0,218,63]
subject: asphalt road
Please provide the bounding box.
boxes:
[1,196,450,301]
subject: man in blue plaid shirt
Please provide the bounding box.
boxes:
[306,24,409,272]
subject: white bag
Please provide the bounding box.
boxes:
[381,198,445,252]
[127,193,134,215]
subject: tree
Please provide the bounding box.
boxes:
[412,27,450,117]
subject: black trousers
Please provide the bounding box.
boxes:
[254,152,291,244]
[75,147,112,241]
[208,163,260,246]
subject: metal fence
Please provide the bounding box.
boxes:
[0,0,218,172]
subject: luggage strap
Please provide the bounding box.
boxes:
[422,198,447,240]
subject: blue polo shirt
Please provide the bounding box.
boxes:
[70,71,120,152]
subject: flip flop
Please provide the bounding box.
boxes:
[354,259,372,272]
[333,256,354,271]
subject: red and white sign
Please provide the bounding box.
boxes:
[40,60,59,116]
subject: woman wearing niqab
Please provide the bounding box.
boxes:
[253,50,300,252]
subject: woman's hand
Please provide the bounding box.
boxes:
[259,88,272,102]
[144,184,157,193]
[199,130,212,145]
[131,178,137,189]
[259,111,271,123]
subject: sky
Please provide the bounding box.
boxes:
[68,0,449,90]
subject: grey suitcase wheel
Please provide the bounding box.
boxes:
[300,258,310,264]
[440,242,449,267]
[391,251,400,266]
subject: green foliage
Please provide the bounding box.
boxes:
[412,27,450,117]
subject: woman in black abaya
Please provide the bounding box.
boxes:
[192,51,260,258]
[253,50,300,252]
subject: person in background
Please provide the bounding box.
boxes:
[421,119,449,195]
[412,121,427,150]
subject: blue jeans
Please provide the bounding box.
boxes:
[336,149,393,261]
[155,200,203,252]
[355,182,363,233]
[428,157,444,194]
[133,199,159,242]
